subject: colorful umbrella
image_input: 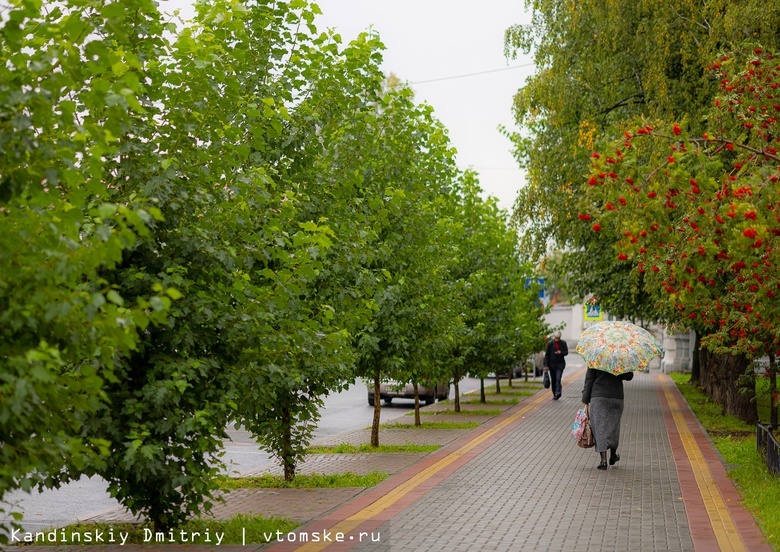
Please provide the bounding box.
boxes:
[575,321,660,375]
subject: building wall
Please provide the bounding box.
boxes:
[544,304,581,350]
[660,329,695,373]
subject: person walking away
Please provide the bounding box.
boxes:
[581,368,634,469]
[543,331,568,400]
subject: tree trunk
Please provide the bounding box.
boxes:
[480,378,485,403]
[494,373,501,394]
[454,372,461,413]
[413,383,421,426]
[699,348,757,424]
[152,512,169,534]
[282,406,295,481]
[690,331,701,384]
[769,353,778,427]
[371,372,381,447]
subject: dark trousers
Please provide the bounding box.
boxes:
[549,366,564,396]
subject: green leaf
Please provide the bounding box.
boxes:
[98,203,118,219]
[165,288,183,300]
[106,290,124,306]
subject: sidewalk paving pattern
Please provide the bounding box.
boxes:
[8,367,774,551]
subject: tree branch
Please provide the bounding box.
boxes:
[597,93,645,117]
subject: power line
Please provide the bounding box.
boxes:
[410,62,534,85]
[472,167,523,171]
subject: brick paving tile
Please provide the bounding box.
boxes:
[207,488,366,523]
[313,428,472,447]
[254,453,430,477]
[81,430,465,528]
[84,489,364,525]
[345,374,695,552]
[379,414,497,426]
[340,371,770,552]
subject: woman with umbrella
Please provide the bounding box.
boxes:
[576,321,660,470]
[581,367,634,469]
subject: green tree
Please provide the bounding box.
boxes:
[84,0,370,510]
[16,0,343,528]
[387,198,463,426]
[0,0,169,537]
[73,0,259,529]
[225,10,386,481]
[353,87,461,446]
[450,173,549,402]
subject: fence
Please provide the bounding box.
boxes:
[757,423,780,476]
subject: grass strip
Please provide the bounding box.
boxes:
[670,373,756,434]
[416,408,502,416]
[459,398,519,405]
[56,515,298,545]
[379,420,480,430]
[218,471,388,490]
[468,389,539,396]
[453,391,535,401]
[307,443,439,454]
[670,373,780,550]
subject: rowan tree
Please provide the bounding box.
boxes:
[578,46,780,423]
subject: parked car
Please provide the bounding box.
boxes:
[366,380,450,406]
[486,365,524,379]
[486,355,545,378]
[530,351,546,376]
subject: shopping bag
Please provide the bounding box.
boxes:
[543,371,550,389]
[570,407,588,441]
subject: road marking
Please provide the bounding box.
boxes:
[293,388,552,551]
[661,375,746,552]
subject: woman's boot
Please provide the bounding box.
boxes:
[598,451,608,470]
[609,448,620,465]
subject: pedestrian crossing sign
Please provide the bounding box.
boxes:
[584,302,602,321]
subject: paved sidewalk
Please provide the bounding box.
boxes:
[262,368,771,552]
[6,368,773,551]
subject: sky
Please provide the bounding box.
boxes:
[314,1,535,214]
[160,0,536,214]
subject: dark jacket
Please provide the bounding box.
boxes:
[543,338,568,370]
[581,368,633,403]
